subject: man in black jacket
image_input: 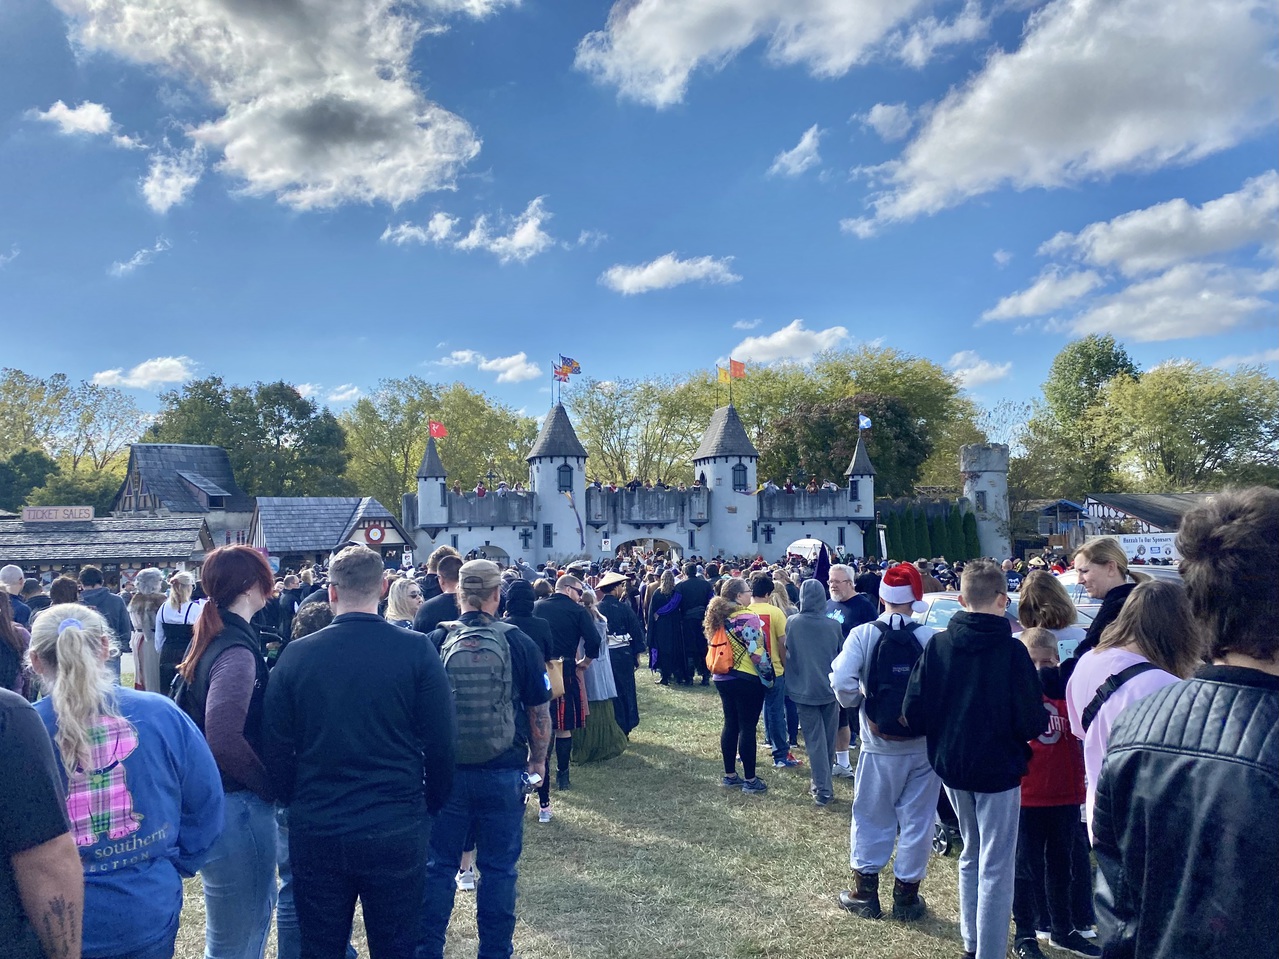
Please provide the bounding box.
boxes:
[535,574,599,789]
[413,555,462,634]
[1092,488,1278,959]
[903,560,1046,959]
[674,561,714,685]
[263,545,456,959]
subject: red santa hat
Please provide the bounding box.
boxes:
[880,563,927,613]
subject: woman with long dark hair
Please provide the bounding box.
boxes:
[0,588,31,695]
[29,603,223,959]
[176,545,278,959]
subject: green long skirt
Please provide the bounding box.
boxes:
[571,702,628,764]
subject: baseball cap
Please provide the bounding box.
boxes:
[459,559,502,592]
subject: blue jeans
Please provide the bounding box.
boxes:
[418,767,526,959]
[763,673,789,761]
[948,786,1022,959]
[200,791,277,959]
[275,808,358,959]
[291,817,429,959]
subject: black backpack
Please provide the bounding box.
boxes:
[864,619,924,740]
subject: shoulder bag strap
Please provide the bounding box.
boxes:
[1081,661,1161,733]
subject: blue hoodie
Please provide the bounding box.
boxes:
[35,688,224,957]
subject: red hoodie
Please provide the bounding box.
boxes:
[1022,688,1086,807]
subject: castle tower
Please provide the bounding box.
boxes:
[527,404,588,560]
[693,405,758,558]
[414,436,449,529]
[844,435,877,555]
[960,443,1011,560]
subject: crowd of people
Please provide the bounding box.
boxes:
[0,485,1275,959]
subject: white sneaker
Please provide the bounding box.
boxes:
[1036,930,1050,941]
[455,867,476,892]
[832,763,855,780]
[1078,928,1098,940]
[538,805,552,823]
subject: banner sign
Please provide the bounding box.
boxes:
[22,506,95,522]
[1086,532,1180,564]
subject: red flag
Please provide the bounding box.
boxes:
[428,420,448,438]
[729,359,746,379]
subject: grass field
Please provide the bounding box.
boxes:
[167,676,971,959]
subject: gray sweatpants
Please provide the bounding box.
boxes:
[947,785,1020,959]
[850,749,941,882]
[795,702,839,802]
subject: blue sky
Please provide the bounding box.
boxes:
[1,0,1276,417]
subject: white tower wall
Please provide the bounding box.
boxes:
[960,443,1011,560]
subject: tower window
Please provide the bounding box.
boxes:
[543,523,554,548]
[849,479,859,501]
[687,530,696,549]
[439,482,447,507]
[731,463,747,491]
[557,464,573,493]
[976,491,987,513]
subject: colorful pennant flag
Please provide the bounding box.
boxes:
[729,358,746,379]
[717,366,730,384]
[428,420,448,438]
[858,414,872,430]
[559,355,582,374]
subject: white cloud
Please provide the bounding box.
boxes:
[436,349,542,383]
[859,102,913,142]
[1040,170,1279,276]
[295,383,320,399]
[892,0,988,68]
[768,124,823,177]
[730,318,848,363]
[947,350,1013,387]
[982,268,1103,321]
[575,0,929,108]
[93,355,195,389]
[31,100,114,136]
[386,199,554,263]
[572,229,608,249]
[108,237,172,277]
[327,384,362,403]
[0,246,18,267]
[600,252,741,295]
[142,146,205,213]
[845,0,1278,234]
[993,249,1013,267]
[733,318,762,330]
[1068,262,1277,341]
[1213,347,1279,368]
[51,0,506,210]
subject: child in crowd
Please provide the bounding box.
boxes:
[903,560,1047,959]
[1010,629,1098,959]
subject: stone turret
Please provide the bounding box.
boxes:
[844,435,876,519]
[693,405,758,558]
[960,443,1011,559]
[414,436,449,529]
[527,405,588,559]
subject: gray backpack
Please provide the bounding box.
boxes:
[440,619,516,764]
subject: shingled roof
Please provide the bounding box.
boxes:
[0,516,213,564]
[693,405,758,461]
[1084,492,1213,532]
[252,497,413,554]
[527,404,587,461]
[844,436,876,476]
[121,444,254,513]
[416,437,447,478]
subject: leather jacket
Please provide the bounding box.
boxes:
[1092,665,1278,958]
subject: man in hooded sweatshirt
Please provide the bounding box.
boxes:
[783,578,845,807]
[902,559,1047,959]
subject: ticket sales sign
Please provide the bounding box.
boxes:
[21,506,95,522]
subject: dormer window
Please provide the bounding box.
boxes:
[208,495,226,510]
[557,463,574,493]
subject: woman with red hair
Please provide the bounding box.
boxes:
[176,545,278,959]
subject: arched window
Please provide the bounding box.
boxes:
[731,463,747,491]
[558,463,574,493]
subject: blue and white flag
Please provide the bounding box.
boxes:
[858,414,872,430]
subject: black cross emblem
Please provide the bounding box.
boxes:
[519,528,534,549]
[760,523,775,544]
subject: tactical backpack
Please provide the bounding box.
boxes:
[440,619,517,764]
[864,619,924,740]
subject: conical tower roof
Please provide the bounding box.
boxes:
[416,436,447,478]
[693,405,758,461]
[527,404,587,461]
[844,435,876,476]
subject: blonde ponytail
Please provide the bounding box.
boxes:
[167,571,194,611]
[28,603,120,772]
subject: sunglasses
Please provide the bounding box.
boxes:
[408,592,422,599]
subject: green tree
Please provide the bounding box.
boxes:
[149,377,351,496]
[1043,334,1139,424]
[1101,362,1279,489]
[945,505,964,560]
[54,383,146,473]
[0,450,59,512]
[928,513,945,561]
[885,510,904,560]
[27,470,122,514]
[0,370,70,458]
[962,511,981,559]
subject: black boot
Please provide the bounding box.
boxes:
[555,738,572,790]
[891,877,927,921]
[838,870,882,919]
